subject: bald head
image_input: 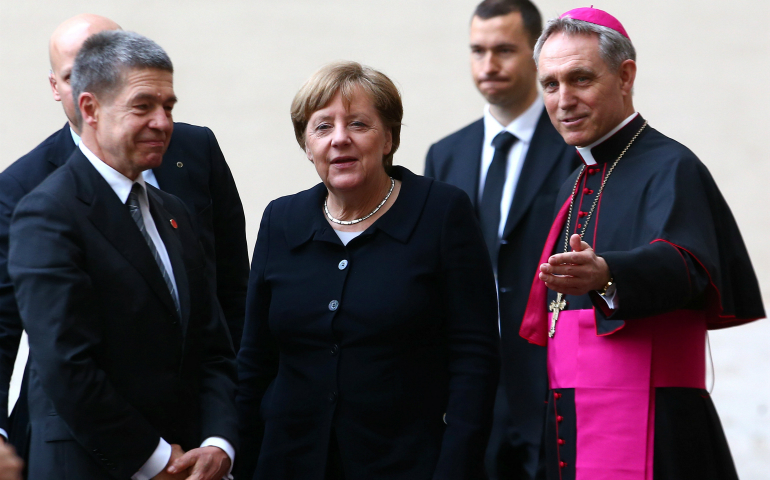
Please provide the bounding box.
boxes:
[49,14,121,133]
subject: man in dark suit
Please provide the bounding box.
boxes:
[0,13,248,461]
[424,1,579,478]
[8,30,238,480]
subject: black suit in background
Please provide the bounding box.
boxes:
[236,167,500,480]
[0,122,248,459]
[425,110,580,478]
[8,150,239,479]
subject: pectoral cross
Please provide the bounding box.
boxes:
[548,293,567,338]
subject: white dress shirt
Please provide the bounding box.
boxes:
[70,127,81,146]
[79,142,180,307]
[78,142,234,480]
[478,96,544,238]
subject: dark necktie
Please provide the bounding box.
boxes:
[479,131,517,270]
[127,183,181,316]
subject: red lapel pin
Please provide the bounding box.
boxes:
[170,219,178,229]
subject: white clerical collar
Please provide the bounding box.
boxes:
[70,126,81,146]
[483,95,543,147]
[576,112,638,165]
[79,141,148,204]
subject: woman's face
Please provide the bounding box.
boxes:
[305,88,392,193]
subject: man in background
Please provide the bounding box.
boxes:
[0,13,248,462]
[424,1,578,478]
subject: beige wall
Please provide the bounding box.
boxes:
[1,0,768,475]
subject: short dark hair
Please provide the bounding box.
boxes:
[473,0,543,47]
[71,31,173,120]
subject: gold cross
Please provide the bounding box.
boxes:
[548,293,566,338]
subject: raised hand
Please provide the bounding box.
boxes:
[539,234,611,296]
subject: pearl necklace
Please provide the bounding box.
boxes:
[324,177,395,225]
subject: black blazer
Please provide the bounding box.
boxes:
[425,110,580,450]
[0,122,248,454]
[0,124,76,453]
[236,167,500,480]
[155,123,249,349]
[8,150,238,479]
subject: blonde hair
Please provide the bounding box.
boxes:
[291,61,403,170]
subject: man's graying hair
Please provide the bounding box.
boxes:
[533,16,635,71]
[71,30,173,120]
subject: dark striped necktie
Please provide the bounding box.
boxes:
[127,183,181,317]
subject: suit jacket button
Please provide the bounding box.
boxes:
[330,344,339,355]
[328,391,338,402]
[328,300,339,311]
[338,260,348,270]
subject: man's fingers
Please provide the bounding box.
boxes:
[540,270,594,296]
[547,250,591,267]
[184,463,228,480]
[175,447,230,480]
[547,264,583,277]
[168,451,197,474]
[569,234,583,252]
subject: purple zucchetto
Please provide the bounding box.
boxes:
[560,6,630,39]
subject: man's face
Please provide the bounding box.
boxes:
[470,12,538,110]
[49,29,88,130]
[49,17,120,132]
[89,68,176,179]
[537,32,633,147]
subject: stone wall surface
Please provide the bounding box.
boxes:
[1,0,767,476]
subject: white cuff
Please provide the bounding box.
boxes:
[201,437,235,479]
[599,283,619,309]
[0,428,8,441]
[132,438,171,480]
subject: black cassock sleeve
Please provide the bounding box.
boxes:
[598,241,711,320]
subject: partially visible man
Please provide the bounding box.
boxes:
[9,30,238,479]
[521,7,764,480]
[0,13,248,460]
[425,1,578,478]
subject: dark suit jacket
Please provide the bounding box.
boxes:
[0,122,248,454]
[425,110,580,453]
[8,150,238,479]
[155,123,249,349]
[236,167,500,480]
